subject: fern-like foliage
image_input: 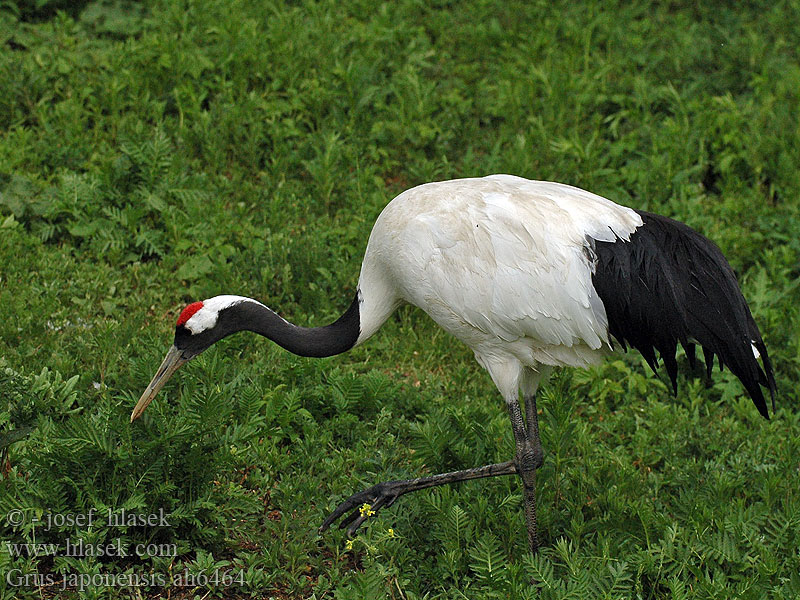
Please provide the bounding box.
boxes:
[469,534,509,591]
[0,128,211,263]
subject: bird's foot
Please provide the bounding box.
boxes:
[319,461,519,538]
[319,481,404,537]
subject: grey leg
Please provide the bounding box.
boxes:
[524,392,542,444]
[320,460,519,536]
[320,368,546,555]
[507,394,543,554]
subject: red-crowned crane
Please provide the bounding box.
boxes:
[131,174,776,554]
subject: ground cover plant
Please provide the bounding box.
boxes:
[1,0,799,598]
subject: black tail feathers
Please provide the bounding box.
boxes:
[590,210,776,418]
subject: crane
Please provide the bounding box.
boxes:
[131,175,776,554]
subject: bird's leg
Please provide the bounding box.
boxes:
[508,394,543,554]
[322,397,546,553]
[319,460,518,537]
[524,392,542,443]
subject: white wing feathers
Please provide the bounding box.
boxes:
[372,175,642,368]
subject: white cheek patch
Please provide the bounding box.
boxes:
[184,307,220,334]
[183,295,265,335]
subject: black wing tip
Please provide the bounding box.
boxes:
[592,212,776,421]
[755,339,777,417]
[647,344,773,419]
[753,388,773,420]
[752,388,770,420]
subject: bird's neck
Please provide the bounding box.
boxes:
[217,255,401,357]
[231,295,362,358]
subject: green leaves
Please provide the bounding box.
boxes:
[0,127,218,263]
[1,0,799,598]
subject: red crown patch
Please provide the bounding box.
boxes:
[177,301,204,326]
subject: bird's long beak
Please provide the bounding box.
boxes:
[130,345,188,422]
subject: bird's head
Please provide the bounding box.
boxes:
[130,295,256,422]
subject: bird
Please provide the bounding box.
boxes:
[131,174,776,554]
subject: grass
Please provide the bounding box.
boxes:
[1,0,799,597]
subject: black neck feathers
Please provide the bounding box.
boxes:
[230,294,360,358]
[174,294,361,359]
[246,293,361,358]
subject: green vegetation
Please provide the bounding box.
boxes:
[1,0,799,597]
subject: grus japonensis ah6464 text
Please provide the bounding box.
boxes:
[132,175,775,554]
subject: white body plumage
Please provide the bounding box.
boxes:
[355,175,643,399]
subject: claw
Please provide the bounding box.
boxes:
[338,508,362,532]
[345,514,369,537]
[319,482,401,536]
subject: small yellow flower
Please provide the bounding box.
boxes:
[359,503,376,517]
[388,528,395,538]
[345,539,354,551]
